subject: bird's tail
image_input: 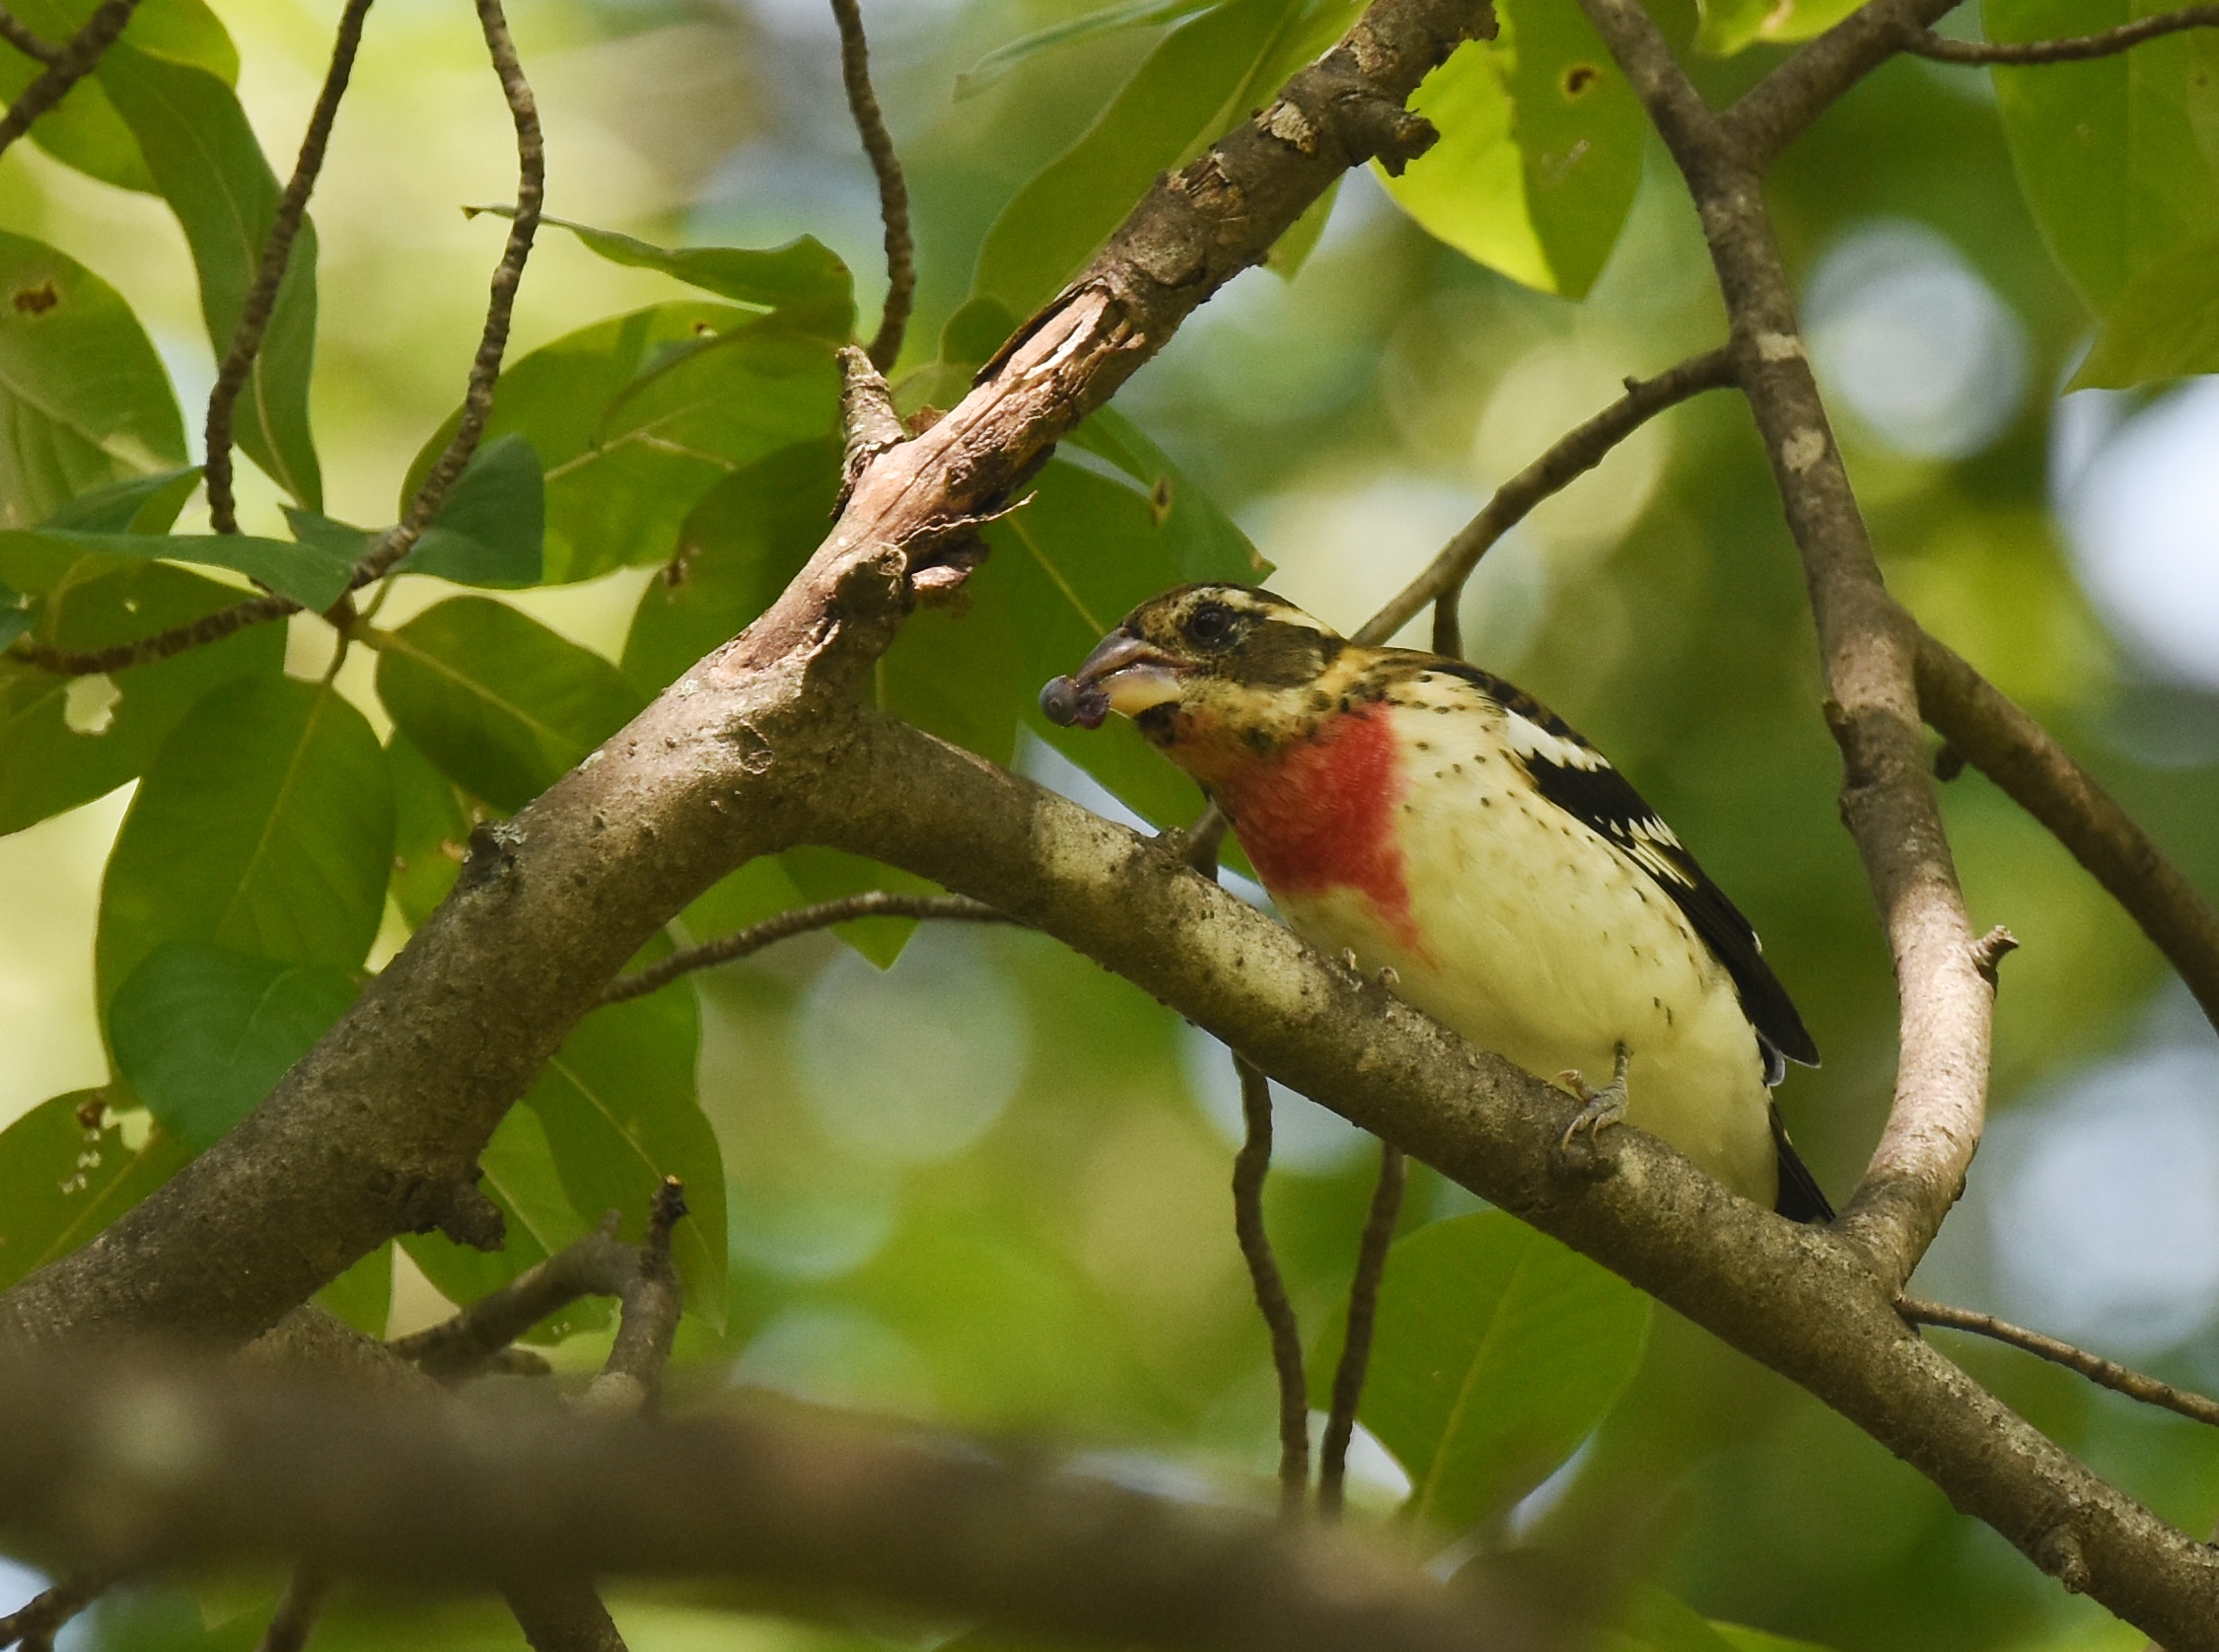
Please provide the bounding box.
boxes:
[1769,1103,1834,1224]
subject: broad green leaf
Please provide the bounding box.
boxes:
[620,436,842,693]
[487,209,854,337]
[314,1240,393,1337]
[1379,0,1643,299]
[527,981,726,1329]
[0,1092,190,1293]
[5,528,352,610]
[780,844,949,968]
[0,0,236,192]
[44,466,201,535]
[403,304,840,584]
[969,0,1355,318]
[1599,1589,1744,1652]
[2073,236,2219,387]
[1267,178,1338,279]
[400,1105,610,1341]
[110,941,360,1152]
[375,597,646,813]
[1708,1622,1837,1652]
[403,434,544,587]
[1693,0,1864,53]
[100,44,322,510]
[96,675,394,1014]
[955,0,1215,99]
[0,557,284,836]
[1988,0,2219,318]
[1307,1209,1649,1536]
[387,730,471,930]
[0,230,186,527]
[0,588,25,652]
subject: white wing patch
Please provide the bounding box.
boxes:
[1504,710,1610,772]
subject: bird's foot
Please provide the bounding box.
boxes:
[1554,1043,1630,1181]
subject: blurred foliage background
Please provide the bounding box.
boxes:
[3,0,2219,1645]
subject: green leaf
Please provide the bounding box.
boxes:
[1308,1210,1650,1537]
[403,303,841,584]
[1707,1621,1837,1652]
[969,0,1355,318]
[44,466,202,535]
[1379,0,1644,299]
[99,44,322,510]
[488,209,854,337]
[620,436,842,693]
[528,982,727,1329]
[0,1092,190,1293]
[0,0,236,192]
[1600,1589,1744,1652]
[96,675,394,1015]
[955,0,1215,99]
[9,528,353,610]
[1692,0,1863,53]
[404,434,544,587]
[110,941,360,1153]
[1988,0,2219,316]
[780,844,948,968]
[2073,234,2219,387]
[0,230,186,527]
[375,597,646,813]
[387,731,470,930]
[0,557,285,837]
[1266,178,1338,279]
[400,1105,611,1341]
[314,1240,394,1338]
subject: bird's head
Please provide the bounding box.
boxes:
[1039,583,1356,766]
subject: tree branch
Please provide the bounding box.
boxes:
[584,1178,685,1414]
[0,5,60,63]
[1233,1055,1309,1515]
[1903,5,2219,60]
[389,1216,636,1381]
[205,0,375,535]
[0,1573,104,1652]
[601,893,1009,1006]
[1913,631,2219,1036]
[1318,1143,1403,1520]
[0,0,144,160]
[1721,0,1962,166]
[828,0,913,372]
[6,593,299,677]
[1353,347,1736,654]
[1899,1297,2219,1430]
[255,1568,331,1652]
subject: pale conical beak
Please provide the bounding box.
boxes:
[1038,632,1188,729]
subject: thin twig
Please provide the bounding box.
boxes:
[1232,1055,1309,1516]
[255,1567,331,1652]
[1904,4,2219,60]
[600,893,1010,1005]
[1317,1142,1404,1520]
[1899,1298,2219,1429]
[6,593,299,677]
[1353,348,1737,653]
[0,1573,105,1652]
[350,0,541,588]
[828,0,913,371]
[0,0,144,160]
[0,5,60,62]
[389,1215,634,1380]
[206,0,376,534]
[584,1178,687,1414]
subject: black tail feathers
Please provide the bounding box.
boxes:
[1769,1103,1834,1224]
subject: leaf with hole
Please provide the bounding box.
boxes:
[0,1092,190,1293]
[0,555,285,837]
[1306,1209,1650,1537]
[376,597,646,813]
[100,44,322,510]
[96,675,394,1016]
[0,231,186,528]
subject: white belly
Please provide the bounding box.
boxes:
[1265,759,1778,1205]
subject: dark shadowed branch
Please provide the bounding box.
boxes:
[255,1568,331,1652]
[1318,1143,1405,1520]
[206,0,377,535]
[829,0,914,371]
[602,893,1011,1005]
[1233,1056,1310,1515]
[0,0,145,158]
[1899,1298,2219,1429]
[1355,347,1737,655]
[1904,4,2219,60]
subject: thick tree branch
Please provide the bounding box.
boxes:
[1355,347,1737,654]
[1575,0,1992,1299]
[828,0,913,371]
[1721,0,1962,166]
[602,892,1009,1005]
[0,0,143,160]
[1903,5,2219,60]
[206,0,375,535]
[0,1574,103,1652]
[1900,1297,2219,1430]
[1913,632,2219,1036]
[1233,1056,1309,1515]
[1317,1142,1403,1519]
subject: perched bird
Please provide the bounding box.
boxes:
[1039,582,1829,1221]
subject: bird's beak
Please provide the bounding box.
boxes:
[1039,631,1188,729]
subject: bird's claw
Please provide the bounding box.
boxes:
[1554,1044,1631,1178]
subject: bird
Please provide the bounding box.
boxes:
[1038,582,1830,1222]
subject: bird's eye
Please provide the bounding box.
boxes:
[1185,603,1234,646]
